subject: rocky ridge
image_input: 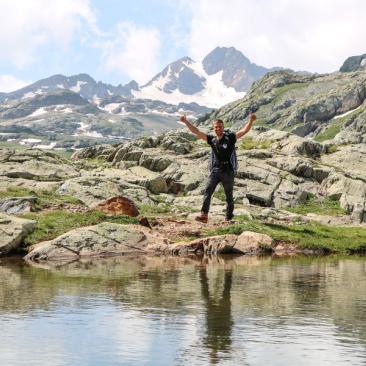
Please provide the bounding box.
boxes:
[0,46,279,149]
[197,68,366,145]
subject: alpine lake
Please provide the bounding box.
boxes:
[0,254,365,366]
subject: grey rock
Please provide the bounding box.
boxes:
[0,213,36,255]
[57,175,152,207]
[0,148,80,182]
[139,153,172,172]
[0,196,37,214]
[71,144,116,160]
[274,136,326,158]
[234,231,273,254]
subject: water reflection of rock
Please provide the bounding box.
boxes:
[0,258,60,313]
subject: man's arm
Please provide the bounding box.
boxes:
[236,112,256,140]
[180,114,207,142]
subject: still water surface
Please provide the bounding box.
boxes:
[0,255,366,366]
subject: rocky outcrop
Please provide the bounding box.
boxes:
[0,213,36,256]
[0,148,80,182]
[170,231,273,255]
[113,166,169,194]
[25,221,275,261]
[198,69,366,144]
[71,144,116,160]
[69,127,366,221]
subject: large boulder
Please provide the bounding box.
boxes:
[115,166,168,194]
[320,144,366,181]
[160,131,195,154]
[25,223,171,261]
[234,231,273,254]
[274,136,326,158]
[139,153,172,172]
[0,196,37,214]
[0,213,36,255]
[0,177,61,193]
[57,175,152,207]
[111,145,143,165]
[319,173,366,222]
[0,148,80,181]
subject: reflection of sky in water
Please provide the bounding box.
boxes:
[0,256,366,366]
[0,298,202,366]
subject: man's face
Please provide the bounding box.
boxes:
[212,121,224,137]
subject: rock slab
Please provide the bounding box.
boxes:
[0,213,36,256]
[25,222,171,261]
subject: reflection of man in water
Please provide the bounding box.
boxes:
[199,267,233,364]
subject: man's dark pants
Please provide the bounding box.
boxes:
[201,167,235,220]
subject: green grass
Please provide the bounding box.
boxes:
[53,149,75,160]
[325,144,339,154]
[138,203,172,215]
[272,82,309,102]
[286,196,347,216]
[315,107,364,142]
[239,136,273,150]
[0,141,27,150]
[21,210,139,246]
[0,187,83,209]
[314,121,343,142]
[206,215,366,253]
[85,157,111,167]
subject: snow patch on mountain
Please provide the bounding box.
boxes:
[70,81,87,93]
[133,59,245,108]
[29,107,48,117]
[22,91,36,99]
[102,103,122,113]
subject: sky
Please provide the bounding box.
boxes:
[0,0,366,92]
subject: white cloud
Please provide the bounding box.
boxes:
[0,75,29,92]
[0,0,97,68]
[181,0,366,73]
[100,22,161,85]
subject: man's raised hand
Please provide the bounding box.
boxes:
[249,112,257,123]
[180,114,188,124]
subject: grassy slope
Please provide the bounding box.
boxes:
[206,216,366,254]
[285,196,347,216]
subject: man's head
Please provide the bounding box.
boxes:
[212,119,224,138]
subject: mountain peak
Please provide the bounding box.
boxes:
[125,80,139,90]
[203,46,251,75]
[201,46,269,91]
[70,73,95,83]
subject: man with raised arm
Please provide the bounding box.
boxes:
[180,113,256,223]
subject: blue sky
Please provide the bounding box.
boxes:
[0,0,365,92]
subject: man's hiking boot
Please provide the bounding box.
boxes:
[195,213,208,224]
[223,217,234,225]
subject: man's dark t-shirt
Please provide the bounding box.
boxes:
[207,131,237,172]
